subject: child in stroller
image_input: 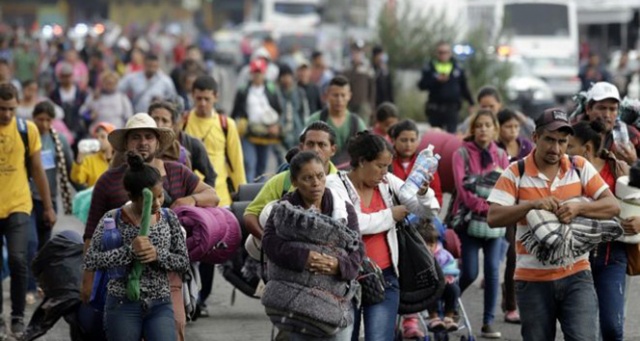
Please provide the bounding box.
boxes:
[417,223,461,333]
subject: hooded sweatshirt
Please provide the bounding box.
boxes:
[452,140,509,215]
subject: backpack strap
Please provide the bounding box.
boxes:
[319,108,329,122]
[160,208,169,222]
[348,113,360,141]
[17,117,30,177]
[218,114,234,173]
[281,172,292,197]
[569,155,581,180]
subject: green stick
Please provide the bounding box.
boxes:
[127,187,153,301]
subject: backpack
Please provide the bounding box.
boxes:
[17,117,31,177]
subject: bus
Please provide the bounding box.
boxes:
[498,0,581,99]
[261,0,324,32]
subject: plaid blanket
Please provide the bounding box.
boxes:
[523,198,623,267]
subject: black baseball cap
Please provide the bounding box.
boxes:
[535,108,574,134]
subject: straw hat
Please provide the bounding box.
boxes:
[108,113,175,153]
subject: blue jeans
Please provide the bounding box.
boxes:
[0,213,29,318]
[351,268,399,341]
[104,295,176,341]
[516,270,599,341]
[457,230,501,325]
[27,200,56,292]
[590,242,627,341]
[241,138,273,182]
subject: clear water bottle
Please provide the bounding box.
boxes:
[613,120,631,150]
[102,218,127,280]
[400,145,440,196]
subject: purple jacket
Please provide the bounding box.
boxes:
[497,137,534,163]
[262,188,363,281]
[452,141,510,215]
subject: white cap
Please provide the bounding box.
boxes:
[588,82,621,102]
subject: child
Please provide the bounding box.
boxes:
[417,222,461,332]
[390,119,443,207]
[372,102,400,142]
[71,122,115,188]
[84,152,189,341]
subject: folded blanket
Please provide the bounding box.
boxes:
[173,206,242,264]
[524,198,623,267]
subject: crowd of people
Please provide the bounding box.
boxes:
[0,24,639,341]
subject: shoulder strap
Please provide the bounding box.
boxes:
[115,208,122,226]
[569,155,581,180]
[459,147,470,174]
[218,114,233,172]
[319,108,329,122]
[160,208,169,221]
[517,159,525,180]
[181,113,190,132]
[348,113,360,139]
[282,172,292,197]
[17,117,31,176]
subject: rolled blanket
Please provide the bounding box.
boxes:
[173,206,242,264]
[524,198,623,267]
[267,201,360,252]
[261,201,360,337]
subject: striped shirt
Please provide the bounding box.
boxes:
[487,152,608,282]
[84,161,200,240]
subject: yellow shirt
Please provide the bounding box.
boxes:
[0,117,41,218]
[184,112,246,206]
[71,152,109,187]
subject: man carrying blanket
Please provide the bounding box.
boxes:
[486,108,620,341]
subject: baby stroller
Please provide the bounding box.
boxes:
[396,220,475,341]
[395,284,475,341]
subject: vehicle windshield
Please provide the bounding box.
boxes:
[503,3,569,37]
[275,2,318,16]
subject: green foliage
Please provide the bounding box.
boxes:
[377,3,459,70]
[377,3,513,122]
[395,87,428,123]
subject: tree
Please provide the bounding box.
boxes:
[377,2,512,122]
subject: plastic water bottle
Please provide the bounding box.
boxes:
[102,218,126,280]
[613,120,631,150]
[400,145,440,196]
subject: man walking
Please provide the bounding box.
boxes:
[0,83,56,338]
[487,108,619,341]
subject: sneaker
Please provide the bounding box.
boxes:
[427,317,445,332]
[11,318,24,338]
[443,317,459,332]
[481,324,502,339]
[25,293,36,306]
[402,316,425,339]
[197,303,209,318]
[504,310,521,324]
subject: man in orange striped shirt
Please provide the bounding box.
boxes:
[486,108,619,341]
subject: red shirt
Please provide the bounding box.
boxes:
[599,161,616,193]
[360,188,392,270]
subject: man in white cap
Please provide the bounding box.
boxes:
[80,113,219,340]
[572,81,639,165]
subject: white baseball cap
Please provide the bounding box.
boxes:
[588,82,621,102]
